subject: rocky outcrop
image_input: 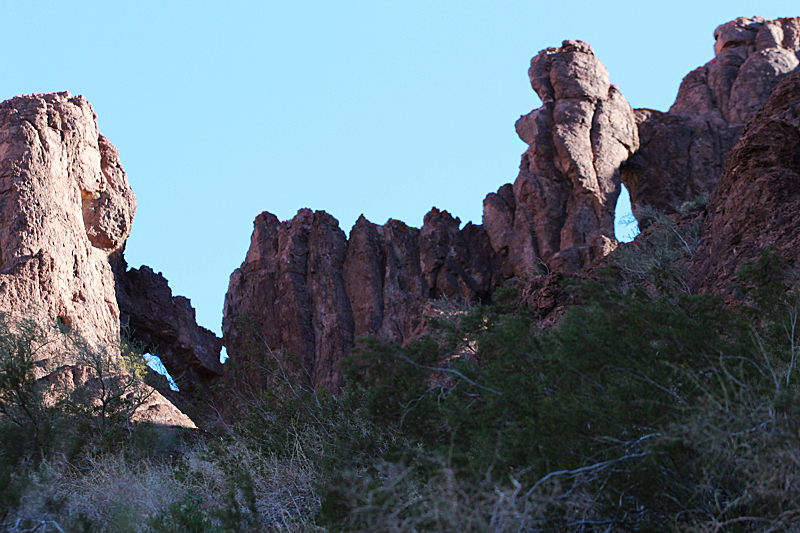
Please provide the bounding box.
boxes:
[0,92,198,427]
[690,69,800,293]
[0,93,134,347]
[222,210,353,393]
[483,40,639,274]
[113,261,224,400]
[223,208,503,393]
[622,17,800,217]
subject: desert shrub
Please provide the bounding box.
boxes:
[0,313,159,458]
[0,311,323,531]
[0,314,176,527]
[679,194,709,213]
[317,247,800,531]
[57,333,156,446]
[0,430,320,533]
[610,205,702,294]
[0,315,61,453]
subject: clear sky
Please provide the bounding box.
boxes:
[1,1,796,336]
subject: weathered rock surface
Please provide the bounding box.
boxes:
[622,17,800,217]
[690,69,800,293]
[0,92,198,427]
[483,40,639,274]
[223,208,503,393]
[0,92,134,346]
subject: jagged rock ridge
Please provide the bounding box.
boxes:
[113,260,224,404]
[223,208,502,392]
[223,17,800,394]
[3,15,796,415]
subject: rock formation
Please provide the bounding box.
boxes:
[0,93,134,347]
[621,16,800,218]
[483,40,639,274]
[5,16,793,416]
[222,208,503,393]
[691,69,800,293]
[222,17,800,398]
[0,92,218,427]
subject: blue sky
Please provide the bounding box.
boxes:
[1,1,796,336]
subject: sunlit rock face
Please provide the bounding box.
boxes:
[621,17,800,220]
[0,92,135,347]
[483,40,639,274]
[0,92,200,428]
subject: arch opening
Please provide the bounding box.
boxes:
[143,353,179,391]
[614,184,639,243]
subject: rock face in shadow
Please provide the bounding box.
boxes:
[622,17,800,218]
[223,208,503,393]
[0,92,200,427]
[690,69,800,294]
[483,40,639,274]
[113,260,224,400]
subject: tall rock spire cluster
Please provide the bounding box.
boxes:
[221,16,800,394]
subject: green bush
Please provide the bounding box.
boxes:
[316,248,800,531]
[4,213,800,531]
[0,315,60,454]
[610,204,702,294]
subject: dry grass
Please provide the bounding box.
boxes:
[4,451,179,532]
[2,434,321,533]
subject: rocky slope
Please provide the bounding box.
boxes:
[691,69,800,293]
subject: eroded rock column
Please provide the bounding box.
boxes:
[223,208,504,394]
[484,40,639,274]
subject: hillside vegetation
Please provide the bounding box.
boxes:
[2,212,800,532]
